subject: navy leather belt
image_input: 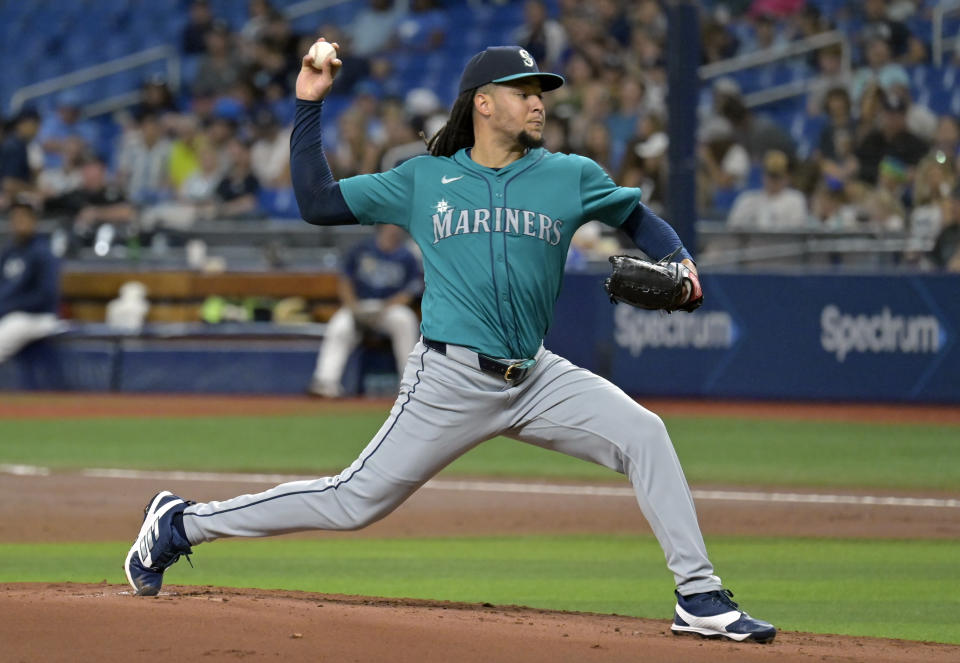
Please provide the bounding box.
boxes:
[423,338,536,383]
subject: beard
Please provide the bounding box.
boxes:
[517,130,544,149]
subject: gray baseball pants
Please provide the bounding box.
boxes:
[182,340,723,595]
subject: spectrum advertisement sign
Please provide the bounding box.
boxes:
[546,272,959,403]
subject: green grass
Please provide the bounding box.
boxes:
[1,414,958,489]
[1,535,957,644]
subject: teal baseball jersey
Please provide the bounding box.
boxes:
[339,147,641,358]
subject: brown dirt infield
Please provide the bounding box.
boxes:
[2,393,959,661]
[3,583,959,663]
[2,472,959,543]
[2,392,960,424]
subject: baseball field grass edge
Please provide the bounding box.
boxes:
[1,535,957,644]
[1,414,959,490]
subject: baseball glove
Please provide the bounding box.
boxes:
[603,252,703,313]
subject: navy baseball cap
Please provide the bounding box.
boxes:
[458,46,565,95]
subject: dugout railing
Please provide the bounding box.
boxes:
[693,221,937,269]
[697,30,851,109]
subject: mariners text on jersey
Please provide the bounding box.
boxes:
[431,201,563,245]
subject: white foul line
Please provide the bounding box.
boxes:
[426,480,960,509]
[0,463,50,476]
[2,464,959,509]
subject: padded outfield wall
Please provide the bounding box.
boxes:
[546,271,959,404]
[2,271,958,403]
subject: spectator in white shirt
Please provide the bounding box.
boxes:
[512,0,568,71]
[909,155,956,242]
[347,0,408,57]
[250,109,291,187]
[699,116,751,189]
[38,136,88,202]
[116,112,172,205]
[727,150,809,229]
[139,142,222,232]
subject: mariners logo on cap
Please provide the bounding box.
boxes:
[458,46,565,94]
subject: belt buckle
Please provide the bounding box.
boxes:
[504,358,536,382]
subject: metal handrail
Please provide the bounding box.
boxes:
[81,91,146,119]
[699,238,934,268]
[9,45,179,113]
[933,0,960,66]
[7,0,354,117]
[697,219,890,238]
[698,30,851,109]
[698,31,846,78]
[284,0,355,20]
[695,220,935,267]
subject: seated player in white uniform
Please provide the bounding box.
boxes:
[308,223,423,398]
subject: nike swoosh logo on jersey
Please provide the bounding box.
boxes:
[441,175,464,184]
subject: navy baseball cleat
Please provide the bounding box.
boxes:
[123,491,195,596]
[670,589,777,643]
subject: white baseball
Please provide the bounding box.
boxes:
[308,41,337,69]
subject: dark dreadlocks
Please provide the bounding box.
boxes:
[425,88,478,157]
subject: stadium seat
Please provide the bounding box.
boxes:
[258,188,302,220]
[906,17,933,44]
[712,187,742,216]
[790,112,825,159]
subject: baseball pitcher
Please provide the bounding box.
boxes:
[124,42,776,644]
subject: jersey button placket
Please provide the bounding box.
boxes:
[492,179,517,352]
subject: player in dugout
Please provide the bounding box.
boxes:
[123,41,777,644]
[0,199,62,365]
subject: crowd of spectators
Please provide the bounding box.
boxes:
[1,0,959,270]
[696,0,960,269]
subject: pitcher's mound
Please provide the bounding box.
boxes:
[2,583,958,662]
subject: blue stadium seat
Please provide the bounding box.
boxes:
[179,54,202,91]
[943,16,960,39]
[425,53,448,74]
[906,17,933,44]
[730,69,759,94]
[445,4,474,29]
[64,35,98,64]
[258,188,301,219]
[926,67,959,114]
[290,14,321,37]
[323,2,363,26]
[729,22,753,48]
[34,60,63,82]
[321,94,351,124]
[909,64,931,90]
[712,187,742,216]
[770,63,796,87]
[270,97,296,126]
[104,74,138,99]
[93,118,122,162]
[790,112,825,160]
